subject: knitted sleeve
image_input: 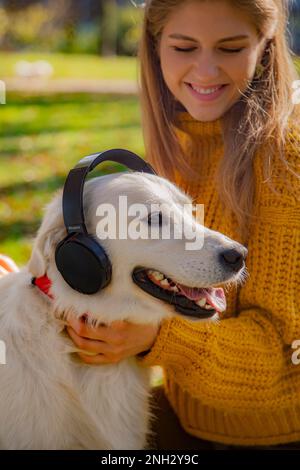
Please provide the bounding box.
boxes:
[137,126,300,410]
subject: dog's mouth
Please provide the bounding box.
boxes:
[132,267,226,319]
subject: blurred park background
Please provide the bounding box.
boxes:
[1,0,300,267]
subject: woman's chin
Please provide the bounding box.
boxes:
[186,106,224,122]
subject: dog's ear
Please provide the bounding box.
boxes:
[28,233,48,277]
[28,190,66,277]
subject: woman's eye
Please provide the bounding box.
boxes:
[220,48,245,53]
[172,47,196,52]
[148,211,163,226]
[172,46,245,53]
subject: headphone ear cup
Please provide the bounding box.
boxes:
[55,233,112,295]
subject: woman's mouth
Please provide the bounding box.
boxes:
[185,83,228,102]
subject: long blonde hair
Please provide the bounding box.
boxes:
[137,0,300,241]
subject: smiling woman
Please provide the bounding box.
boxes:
[158,17,267,121]
[139,0,299,240]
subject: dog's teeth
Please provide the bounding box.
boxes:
[196,298,207,307]
[160,279,170,287]
[205,304,214,310]
[152,271,164,281]
[170,285,179,292]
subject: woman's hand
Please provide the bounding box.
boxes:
[0,255,19,277]
[66,316,160,365]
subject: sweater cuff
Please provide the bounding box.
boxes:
[136,317,174,367]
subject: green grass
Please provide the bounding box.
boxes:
[1,52,138,80]
[0,92,144,265]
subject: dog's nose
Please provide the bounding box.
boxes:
[219,247,247,272]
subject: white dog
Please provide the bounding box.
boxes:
[0,171,247,449]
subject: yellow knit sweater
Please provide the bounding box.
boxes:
[138,111,300,446]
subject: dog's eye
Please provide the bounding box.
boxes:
[148,211,162,227]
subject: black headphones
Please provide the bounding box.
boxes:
[55,149,157,295]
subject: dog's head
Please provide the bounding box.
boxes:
[28,172,248,325]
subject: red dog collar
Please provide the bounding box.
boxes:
[31,274,54,299]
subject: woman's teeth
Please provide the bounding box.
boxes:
[190,84,223,95]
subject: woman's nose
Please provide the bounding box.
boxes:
[192,53,219,80]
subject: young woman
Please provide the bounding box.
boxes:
[2,0,300,449]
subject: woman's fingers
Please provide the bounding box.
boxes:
[66,316,160,365]
[67,315,125,344]
[67,326,123,364]
[67,326,106,354]
[67,315,107,341]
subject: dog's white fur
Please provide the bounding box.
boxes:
[0,172,246,449]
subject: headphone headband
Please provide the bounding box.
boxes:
[62,149,157,235]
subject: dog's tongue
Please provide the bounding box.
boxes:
[176,284,226,312]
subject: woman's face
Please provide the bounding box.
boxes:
[158,0,266,121]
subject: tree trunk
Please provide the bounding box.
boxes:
[100,0,118,57]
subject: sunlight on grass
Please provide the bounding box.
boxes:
[0,92,144,265]
[1,52,138,80]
